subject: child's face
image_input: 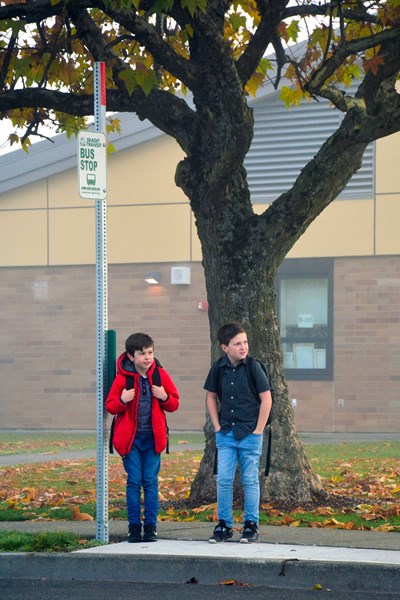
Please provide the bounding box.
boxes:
[221,332,249,366]
[128,346,154,374]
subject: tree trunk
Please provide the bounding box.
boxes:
[183,157,324,504]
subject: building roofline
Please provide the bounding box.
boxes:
[0,112,165,195]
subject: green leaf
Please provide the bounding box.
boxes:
[118,70,137,96]
[107,143,117,156]
[180,0,207,17]
[279,86,304,108]
[286,20,300,42]
[257,57,273,75]
[230,13,246,32]
[22,138,32,154]
[135,69,159,96]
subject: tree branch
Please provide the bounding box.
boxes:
[283,1,378,24]
[236,0,289,85]
[304,28,400,105]
[93,1,197,89]
[0,87,197,152]
[259,41,400,264]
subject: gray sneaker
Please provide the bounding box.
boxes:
[208,520,233,543]
[239,521,259,543]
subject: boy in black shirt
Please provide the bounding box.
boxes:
[204,323,272,543]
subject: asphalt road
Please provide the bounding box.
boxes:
[1,580,399,600]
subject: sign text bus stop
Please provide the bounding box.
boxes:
[78,131,107,200]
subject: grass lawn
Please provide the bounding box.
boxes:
[0,434,399,532]
[0,432,205,455]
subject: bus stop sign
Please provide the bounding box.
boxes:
[78,131,107,200]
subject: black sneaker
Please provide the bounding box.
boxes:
[128,524,142,543]
[143,524,158,542]
[208,520,233,544]
[240,520,259,543]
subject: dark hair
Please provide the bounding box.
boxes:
[217,323,246,346]
[125,333,154,355]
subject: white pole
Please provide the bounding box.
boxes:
[94,61,109,543]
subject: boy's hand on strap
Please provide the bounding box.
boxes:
[120,388,135,405]
[152,385,168,402]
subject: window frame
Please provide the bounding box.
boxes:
[276,258,334,381]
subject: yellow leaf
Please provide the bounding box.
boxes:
[355,504,375,511]
[289,520,301,527]
[314,583,323,590]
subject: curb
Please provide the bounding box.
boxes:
[1,552,400,593]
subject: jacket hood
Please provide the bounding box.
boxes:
[116,351,156,378]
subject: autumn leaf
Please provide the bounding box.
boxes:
[219,580,252,587]
[363,55,385,75]
[289,520,302,527]
[313,507,335,516]
[72,506,93,521]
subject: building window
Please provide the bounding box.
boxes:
[277,259,333,380]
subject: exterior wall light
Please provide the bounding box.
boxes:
[144,271,161,285]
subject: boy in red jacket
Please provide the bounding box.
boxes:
[106,332,179,543]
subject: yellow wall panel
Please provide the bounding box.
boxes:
[48,168,93,209]
[376,132,400,195]
[0,180,47,210]
[108,204,191,263]
[287,200,374,258]
[48,208,95,265]
[190,214,202,261]
[107,136,187,205]
[0,211,47,266]
[376,194,400,255]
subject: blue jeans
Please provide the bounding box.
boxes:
[122,432,160,527]
[216,430,263,528]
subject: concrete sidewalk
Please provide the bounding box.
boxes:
[1,519,399,551]
[1,521,400,594]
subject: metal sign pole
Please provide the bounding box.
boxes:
[94,61,108,543]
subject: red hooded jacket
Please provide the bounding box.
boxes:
[106,352,179,456]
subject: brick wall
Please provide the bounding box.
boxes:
[0,263,210,431]
[1,256,399,432]
[288,256,400,432]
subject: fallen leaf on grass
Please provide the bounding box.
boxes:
[72,506,93,521]
[312,506,335,516]
[191,503,217,513]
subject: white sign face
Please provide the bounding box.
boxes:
[78,131,107,200]
[298,313,313,328]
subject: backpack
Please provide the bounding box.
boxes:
[109,359,169,454]
[215,355,274,476]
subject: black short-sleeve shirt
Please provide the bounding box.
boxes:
[204,355,270,440]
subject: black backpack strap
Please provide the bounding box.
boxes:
[151,362,169,453]
[246,356,260,403]
[109,416,116,454]
[264,426,272,476]
[215,356,224,401]
[247,356,274,477]
[125,374,134,390]
[152,365,161,387]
